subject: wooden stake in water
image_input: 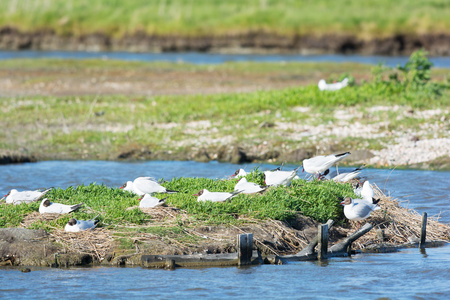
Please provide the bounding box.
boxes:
[317,224,329,260]
[238,233,253,266]
[419,212,427,249]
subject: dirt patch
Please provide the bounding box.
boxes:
[1,26,450,56]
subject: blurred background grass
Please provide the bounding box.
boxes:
[0,0,449,38]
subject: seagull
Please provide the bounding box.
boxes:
[194,189,242,202]
[332,164,365,182]
[264,166,301,186]
[354,180,374,201]
[318,78,349,91]
[231,169,248,178]
[340,197,380,227]
[139,194,167,208]
[303,152,351,178]
[39,198,83,214]
[120,177,178,196]
[234,178,267,194]
[2,188,53,205]
[64,215,99,232]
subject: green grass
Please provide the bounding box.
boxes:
[0,0,449,37]
[0,171,356,231]
[0,52,448,161]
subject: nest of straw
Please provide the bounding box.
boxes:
[339,183,449,249]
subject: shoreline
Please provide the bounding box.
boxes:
[1,27,450,56]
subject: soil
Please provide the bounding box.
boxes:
[1,26,450,56]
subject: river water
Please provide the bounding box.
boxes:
[1,161,449,299]
[1,50,450,68]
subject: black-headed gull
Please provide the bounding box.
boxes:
[120,177,178,196]
[234,178,267,194]
[39,198,83,214]
[139,194,167,208]
[64,215,99,232]
[354,180,374,201]
[2,188,53,205]
[340,197,380,227]
[194,189,242,202]
[264,166,301,186]
[231,169,248,178]
[303,152,350,178]
[318,78,349,91]
[332,164,365,182]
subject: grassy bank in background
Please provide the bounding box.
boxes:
[0,51,449,163]
[0,0,449,38]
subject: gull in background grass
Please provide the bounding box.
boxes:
[318,78,349,91]
[234,177,267,194]
[39,198,83,214]
[2,188,53,205]
[120,177,178,196]
[139,194,167,208]
[194,189,242,202]
[303,152,351,179]
[64,215,99,232]
[264,166,301,187]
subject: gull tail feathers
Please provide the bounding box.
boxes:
[70,203,83,212]
[165,189,179,194]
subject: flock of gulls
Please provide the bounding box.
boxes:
[1,152,381,232]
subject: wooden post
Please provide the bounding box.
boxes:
[238,233,253,266]
[297,219,334,256]
[419,212,427,249]
[317,224,328,260]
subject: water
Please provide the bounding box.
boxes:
[1,246,449,299]
[1,50,450,68]
[1,160,449,299]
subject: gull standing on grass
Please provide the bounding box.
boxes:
[234,178,267,194]
[139,194,167,208]
[194,189,242,202]
[2,188,53,205]
[39,198,83,214]
[303,152,351,179]
[120,177,178,196]
[64,215,99,232]
[264,166,301,186]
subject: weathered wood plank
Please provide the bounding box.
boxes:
[141,250,262,268]
[328,223,373,256]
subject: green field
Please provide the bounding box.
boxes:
[1,51,448,165]
[0,0,449,37]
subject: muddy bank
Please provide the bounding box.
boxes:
[1,27,450,56]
